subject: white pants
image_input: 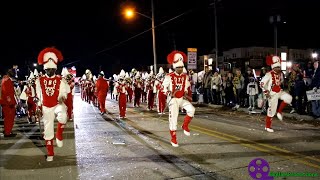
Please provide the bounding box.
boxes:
[168,97,195,131]
[267,90,292,117]
[42,104,68,140]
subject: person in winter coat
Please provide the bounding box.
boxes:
[211,72,222,104]
[247,77,259,111]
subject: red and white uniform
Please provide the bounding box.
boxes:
[92,82,98,107]
[126,83,133,103]
[36,47,70,161]
[80,79,86,101]
[187,75,192,101]
[115,81,127,118]
[95,77,109,114]
[146,79,155,110]
[85,80,94,103]
[36,75,70,155]
[260,56,292,131]
[164,50,195,147]
[21,85,36,120]
[1,75,17,136]
[154,80,166,114]
[65,81,75,120]
[163,72,195,129]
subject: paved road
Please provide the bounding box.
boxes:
[1,93,319,179]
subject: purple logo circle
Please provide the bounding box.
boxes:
[248,158,273,180]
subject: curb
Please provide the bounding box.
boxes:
[195,103,318,122]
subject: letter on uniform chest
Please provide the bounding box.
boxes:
[272,73,281,86]
[173,75,185,91]
[44,79,57,96]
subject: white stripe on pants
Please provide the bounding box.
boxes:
[168,97,195,131]
[42,104,68,140]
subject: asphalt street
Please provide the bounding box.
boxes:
[0,93,319,180]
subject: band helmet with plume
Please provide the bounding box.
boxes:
[167,50,187,69]
[37,47,63,70]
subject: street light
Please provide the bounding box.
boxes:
[123,1,158,74]
[125,9,134,18]
[312,52,318,59]
[33,63,37,67]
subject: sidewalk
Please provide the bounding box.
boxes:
[192,102,320,122]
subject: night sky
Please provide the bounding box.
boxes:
[1,0,319,78]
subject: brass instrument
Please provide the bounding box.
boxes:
[65,74,73,83]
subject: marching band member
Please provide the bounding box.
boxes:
[142,72,148,103]
[260,56,292,132]
[1,68,18,137]
[154,67,166,114]
[84,69,94,104]
[146,68,155,111]
[114,70,128,118]
[95,71,109,115]
[80,74,86,101]
[133,72,143,107]
[125,72,133,103]
[35,47,70,161]
[62,68,75,121]
[162,50,195,147]
[20,71,37,124]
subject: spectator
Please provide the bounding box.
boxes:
[288,70,297,114]
[247,77,259,111]
[311,60,320,118]
[232,69,245,109]
[304,61,314,88]
[221,74,227,105]
[202,68,213,104]
[225,72,234,107]
[294,73,306,114]
[211,72,222,104]
[243,68,254,107]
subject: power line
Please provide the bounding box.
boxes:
[94,9,194,56]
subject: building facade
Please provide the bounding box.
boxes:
[223,46,314,61]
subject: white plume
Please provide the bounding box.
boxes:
[158,67,164,74]
[119,69,126,78]
[34,69,39,76]
[28,71,34,80]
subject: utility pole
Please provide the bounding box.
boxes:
[214,0,218,70]
[269,15,281,56]
[151,0,157,74]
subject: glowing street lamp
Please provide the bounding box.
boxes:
[122,1,157,74]
[124,8,134,19]
[312,52,318,59]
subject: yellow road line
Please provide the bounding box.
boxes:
[189,125,320,169]
[125,108,320,169]
[191,124,320,164]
